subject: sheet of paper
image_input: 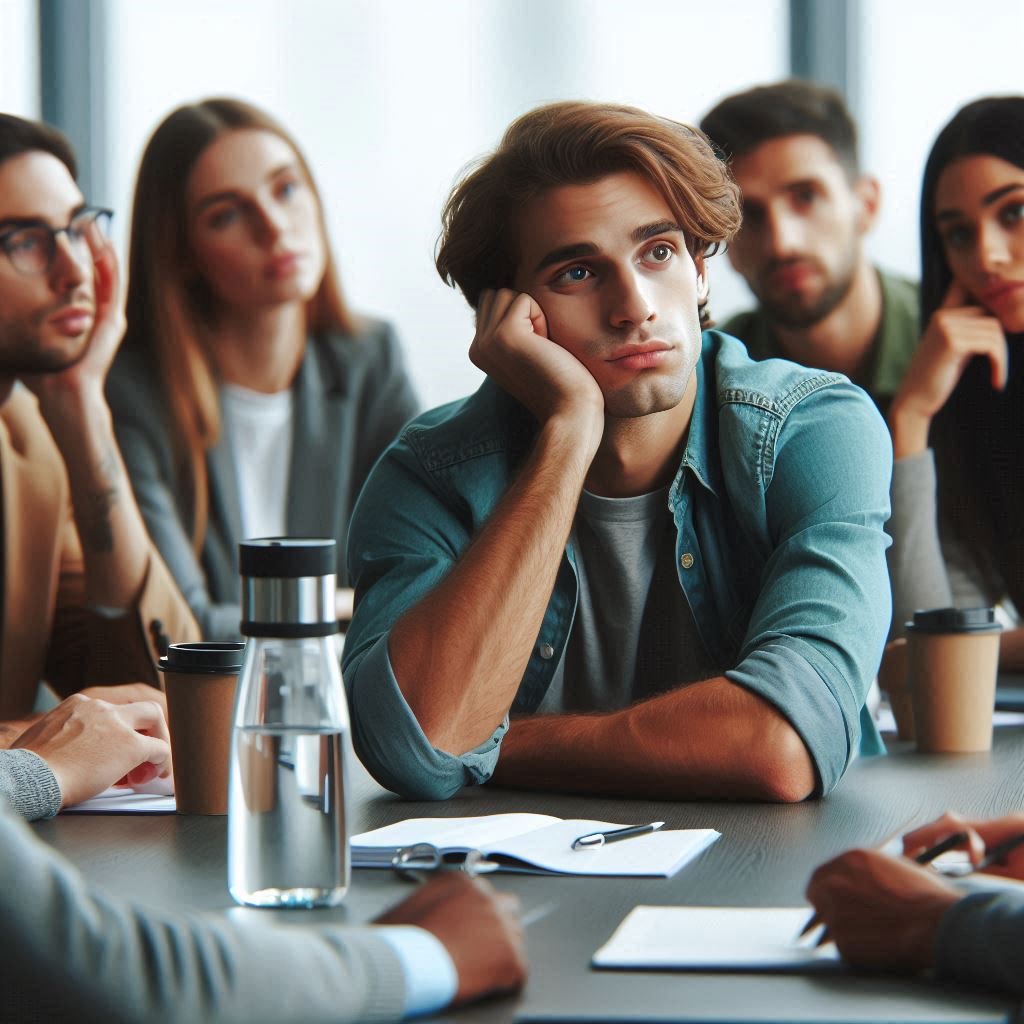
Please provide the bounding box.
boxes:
[593,906,839,969]
[352,813,562,851]
[63,786,177,814]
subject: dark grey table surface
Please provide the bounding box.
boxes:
[33,728,1024,1024]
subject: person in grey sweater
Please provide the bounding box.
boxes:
[0,696,526,1022]
[807,811,1024,995]
[885,98,1024,662]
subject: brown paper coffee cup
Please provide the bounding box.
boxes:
[159,643,245,814]
[906,608,1001,753]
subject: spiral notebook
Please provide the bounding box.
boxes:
[351,813,719,876]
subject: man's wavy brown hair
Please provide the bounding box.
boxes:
[435,100,741,324]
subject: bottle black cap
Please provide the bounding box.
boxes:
[905,606,1002,635]
[158,642,246,675]
[239,538,336,578]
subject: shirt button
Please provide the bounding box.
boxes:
[680,553,695,569]
[538,642,555,660]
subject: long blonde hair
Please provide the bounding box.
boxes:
[123,98,356,546]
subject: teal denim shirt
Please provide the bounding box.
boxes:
[344,332,892,800]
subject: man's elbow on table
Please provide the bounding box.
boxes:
[744,723,818,803]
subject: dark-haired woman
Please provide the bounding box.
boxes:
[107,99,418,639]
[888,96,1024,667]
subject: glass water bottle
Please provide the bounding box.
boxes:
[228,538,351,908]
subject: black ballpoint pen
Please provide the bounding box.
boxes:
[571,821,665,850]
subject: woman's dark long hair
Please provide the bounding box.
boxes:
[920,97,1024,610]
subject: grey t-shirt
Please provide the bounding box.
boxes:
[540,487,719,714]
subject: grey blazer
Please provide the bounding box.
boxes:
[107,319,419,641]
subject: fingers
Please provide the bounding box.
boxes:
[903,812,985,865]
[87,230,120,309]
[118,699,171,744]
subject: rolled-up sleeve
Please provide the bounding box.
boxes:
[344,426,506,800]
[725,383,893,794]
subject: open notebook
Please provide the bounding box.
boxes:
[352,813,719,877]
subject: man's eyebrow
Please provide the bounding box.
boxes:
[783,178,822,194]
[534,221,684,273]
[632,220,683,243]
[193,162,299,215]
[0,203,88,233]
[936,182,1024,222]
[535,242,598,274]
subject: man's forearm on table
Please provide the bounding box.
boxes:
[490,676,816,802]
[389,417,592,755]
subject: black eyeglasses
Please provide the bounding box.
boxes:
[0,207,113,276]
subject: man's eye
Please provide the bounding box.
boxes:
[556,265,591,284]
[6,230,44,253]
[646,244,673,263]
[793,187,817,206]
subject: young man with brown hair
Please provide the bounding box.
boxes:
[344,100,892,803]
[700,81,918,418]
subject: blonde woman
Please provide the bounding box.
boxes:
[108,99,418,639]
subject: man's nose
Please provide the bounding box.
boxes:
[765,207,802,258]
[48,233,89,291]
[608,267,654,328]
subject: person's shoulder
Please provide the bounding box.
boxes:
[395,379,533,472]
[718,308,759,340]
[705,329,848,415]
[878,268,920,304]
[316,316,398,358]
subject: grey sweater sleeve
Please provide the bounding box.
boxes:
[935,889,1024,996]
[0,800,407,1023]
[0,749,61,820]
[887,450,954,638]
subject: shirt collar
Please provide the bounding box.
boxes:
[669,336,722,507]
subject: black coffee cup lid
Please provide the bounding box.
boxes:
[905,606,1002,634]
[158,642,246,674]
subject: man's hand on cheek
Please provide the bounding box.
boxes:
[471,288,604,433]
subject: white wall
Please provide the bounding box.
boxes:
[860,0,1024,285]
[0,0,39,116]
[102,0,787,406]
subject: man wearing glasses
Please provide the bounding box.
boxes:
[0,113,197,753]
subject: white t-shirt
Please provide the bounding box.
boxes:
[221,382,293,540]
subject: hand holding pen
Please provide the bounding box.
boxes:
[903,811,1024,879]
[802,812,1024,972]
[799,829,969,947]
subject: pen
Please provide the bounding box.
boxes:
[571,821,665,850]
[799,830,970,946]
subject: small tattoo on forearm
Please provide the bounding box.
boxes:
[78,446,121,553]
